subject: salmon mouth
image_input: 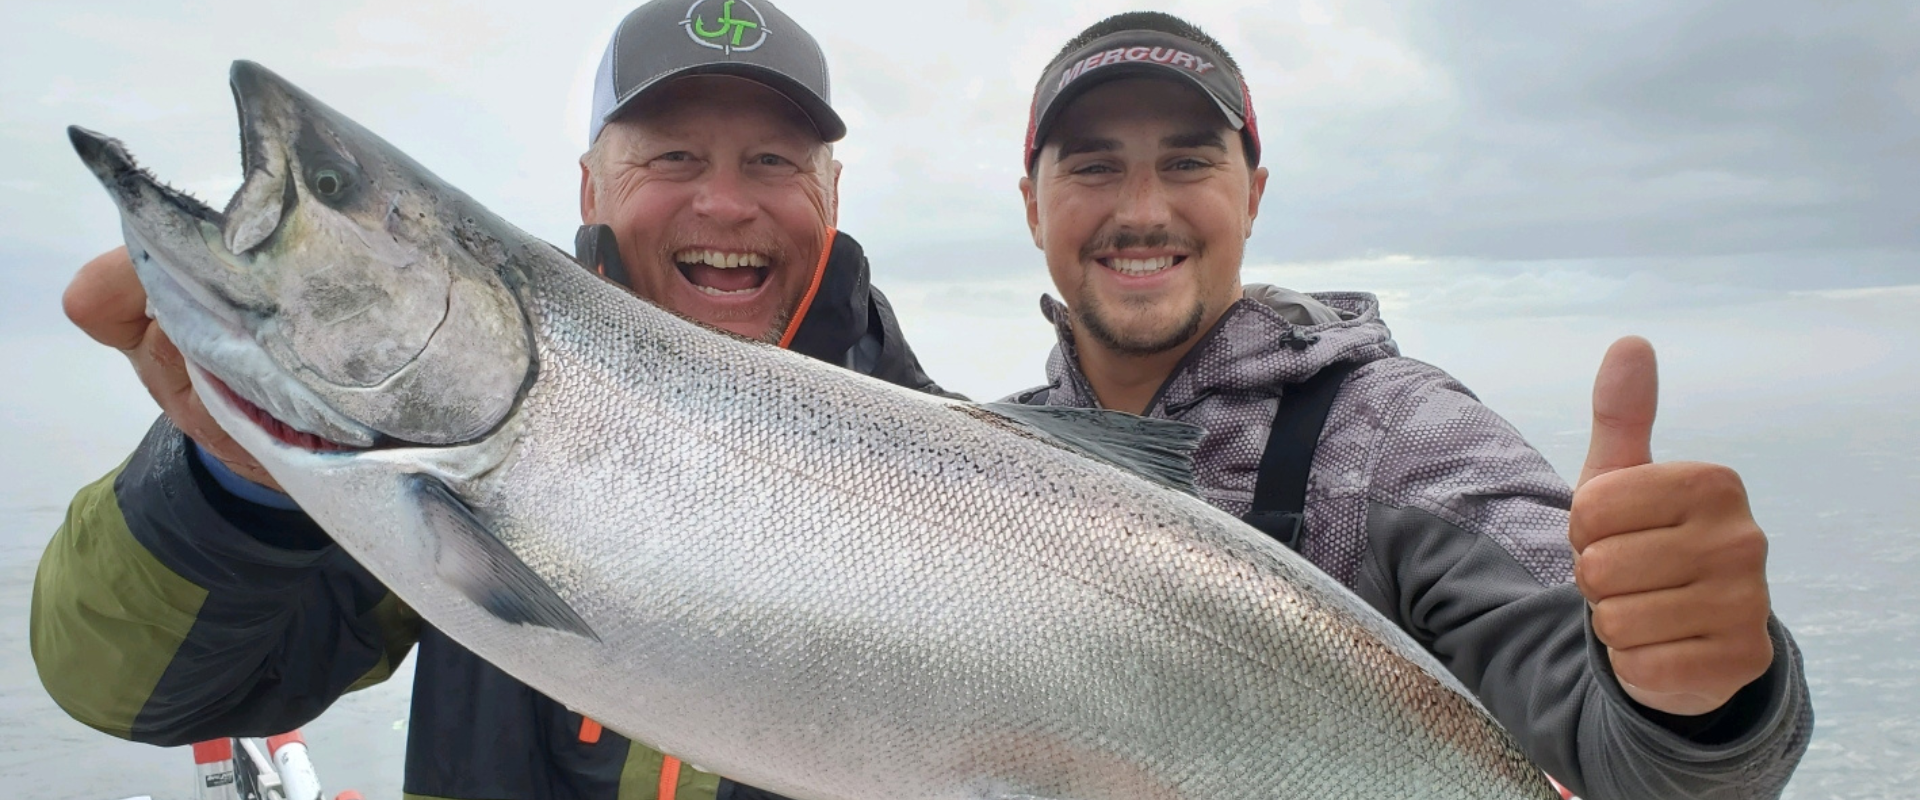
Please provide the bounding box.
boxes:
[68,126,227,228]
[195,366,436,454]
[73,124,385,454]
[201,372,370,452]
[77,61,534,457]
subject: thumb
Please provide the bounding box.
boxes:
[64,247,151,351]
[1578,336,1659,489]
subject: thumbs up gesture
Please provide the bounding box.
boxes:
[1570,337,1774,717]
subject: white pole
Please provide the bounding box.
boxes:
[267,731,325,800]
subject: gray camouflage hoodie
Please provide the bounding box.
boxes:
[1010,286,1812,800]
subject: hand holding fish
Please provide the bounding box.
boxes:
[1570,336,1774,717]
[64,246,282,490]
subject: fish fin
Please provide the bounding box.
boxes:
[409,475,599,641]
[971,403,1203,496]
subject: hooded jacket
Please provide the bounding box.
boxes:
[1010,286,1813,800]
[31,231,932,800]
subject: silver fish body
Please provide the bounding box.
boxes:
[71,61,1559,800]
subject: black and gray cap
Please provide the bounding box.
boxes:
[1024,29,1260,170]
[588,0,845,145]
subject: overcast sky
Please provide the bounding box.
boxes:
[0,0,1915,503]
[1,4,1916,796]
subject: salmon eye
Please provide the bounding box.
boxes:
[313,168,344,197]
[307,163,356,203]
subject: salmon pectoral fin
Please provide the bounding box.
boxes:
[409,474,599,641]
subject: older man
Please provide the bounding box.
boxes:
[1009,11,1812,800]
[31,2,931,798]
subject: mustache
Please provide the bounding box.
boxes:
[1079,228,1201,261]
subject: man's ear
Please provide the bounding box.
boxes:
[1245,165,1269,239]
[579,159,597,224]
[1020,174,1042,249]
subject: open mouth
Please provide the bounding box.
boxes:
[70,130,374,455]
[1096,255,1187,278]
[674,248,770,297]
[70,128,227,228]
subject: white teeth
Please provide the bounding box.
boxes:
[1107,256,1176,276]
[674,248,770,270]
[691,284,758,296]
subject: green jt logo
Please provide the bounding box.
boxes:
[691,0,761,48]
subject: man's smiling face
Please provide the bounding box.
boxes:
[582,75,838,342]
[1022,76,1266,358]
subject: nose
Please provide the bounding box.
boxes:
[1112,167,1174,230]
[691,162,759,226]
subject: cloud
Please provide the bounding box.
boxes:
[4,0,1913,366]
[0,0,615,265]
[7,0,1911,281]
[1243,0,1920,263]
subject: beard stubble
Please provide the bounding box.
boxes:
[1072,228,1208,357]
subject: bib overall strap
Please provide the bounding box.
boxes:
[1242,360,1362,551]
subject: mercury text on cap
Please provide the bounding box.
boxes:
[1056,45,1217,92]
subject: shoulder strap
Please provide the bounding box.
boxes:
[1243,360,1363,551]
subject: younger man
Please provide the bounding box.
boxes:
[1012,13,1811,799]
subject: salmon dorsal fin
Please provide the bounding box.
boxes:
[970,403,1203,496]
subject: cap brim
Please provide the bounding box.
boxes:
[602,63,847,143]
[1028,62,1245,170]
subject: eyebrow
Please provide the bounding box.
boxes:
[1054,136,1121,160]
[1163,130,1228,151]
[1052,130,1229,163]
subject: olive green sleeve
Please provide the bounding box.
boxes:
[32,419,424,745]
[31,465,205,738]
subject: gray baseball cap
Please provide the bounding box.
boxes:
[588,0,845,146]
[1024,29,1260,171]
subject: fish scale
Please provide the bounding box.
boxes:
[71,60,1560,800]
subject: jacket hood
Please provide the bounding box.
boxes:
[786,231,951,395]
[1036,284,1399,415]
[782,228,867,361]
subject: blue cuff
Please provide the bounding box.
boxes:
[192,443,301,511]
